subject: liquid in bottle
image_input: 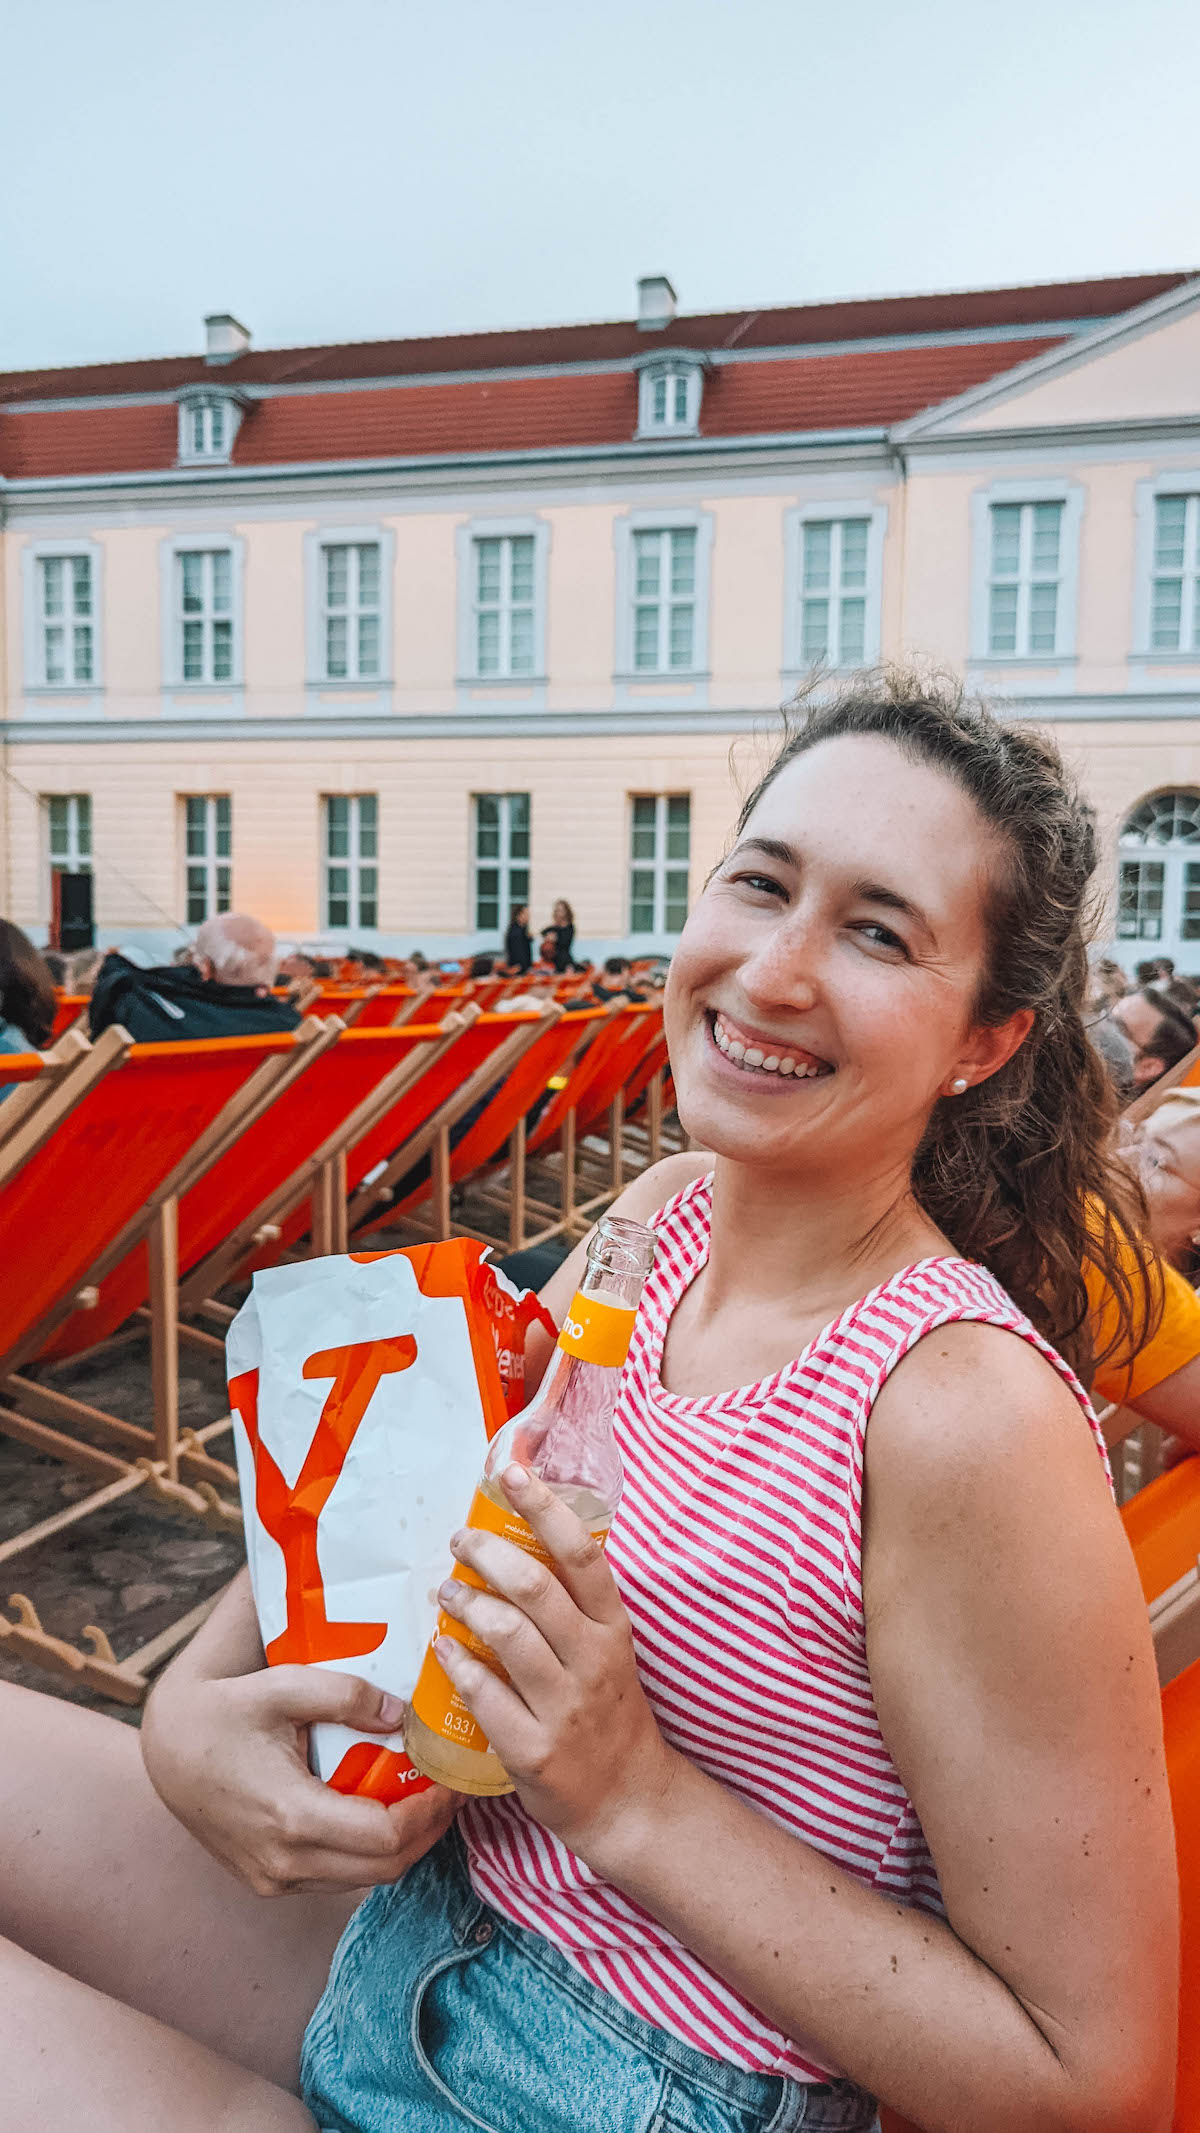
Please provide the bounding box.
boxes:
[405,1215,655,1794]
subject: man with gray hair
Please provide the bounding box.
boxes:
[89,912,300,1043]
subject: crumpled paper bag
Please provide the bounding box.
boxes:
[227,1240,553,1803]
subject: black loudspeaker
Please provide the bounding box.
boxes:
[51,870,94,952]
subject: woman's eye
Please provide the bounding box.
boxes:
[853,921,910,957]
[731,872,785,899]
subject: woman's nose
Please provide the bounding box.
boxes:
[737,929,819,1013]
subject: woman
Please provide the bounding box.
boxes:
[0,918,55,1097]
[548,896,576,972]
[503,903,533,975]
[0,673,1177,2131]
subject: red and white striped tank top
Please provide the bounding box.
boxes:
[461,1172,1108,2080]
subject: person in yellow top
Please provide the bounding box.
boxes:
[1086,1244,1200,1442]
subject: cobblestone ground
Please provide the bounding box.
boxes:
[0,1333,244,1724]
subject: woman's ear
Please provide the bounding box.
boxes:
[953,1007,1036,1092]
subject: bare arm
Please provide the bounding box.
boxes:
[439,1325,1177,2133]
[1108,1349,1200,1448]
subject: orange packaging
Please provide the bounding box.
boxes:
[227,1240,554,1804]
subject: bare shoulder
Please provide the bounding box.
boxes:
[610,1151,713,1225]
[867,1317,1106,1511]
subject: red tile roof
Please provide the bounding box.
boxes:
[0,270,1187,479]
[0,270,1185,403]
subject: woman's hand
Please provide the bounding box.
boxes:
[142,1663,456,1896]
[435,1464,680,1861]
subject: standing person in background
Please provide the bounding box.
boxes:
[548,898,576,972]
[503,904,533,975]
[0,920,56,1094]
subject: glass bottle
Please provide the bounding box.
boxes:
[405,1215,655,1794]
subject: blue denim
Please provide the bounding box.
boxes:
[300,1832,880,2133]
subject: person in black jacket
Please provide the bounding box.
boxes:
[548,898,576,972]
[503,904,533,974]
[89,913,300,1044]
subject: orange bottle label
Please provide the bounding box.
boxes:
[556,1291,636,1369]
[409,1487,609,1757]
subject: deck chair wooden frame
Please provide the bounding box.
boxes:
[0,1029,94,1149]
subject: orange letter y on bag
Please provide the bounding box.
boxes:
[229,1335,418,1665]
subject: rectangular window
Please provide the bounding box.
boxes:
[38,555,93,686]
[1150,494,1200,654]
[473,793,531,931]
[799,518,869,667]
[1116,858,1165,941]
[987,501,1063,657]
[323,794,379,931]
[322,542,382,680]
[632,528,697,672]
[46,793,92,874]
[629,794,690,935]
[178,548,234,684]
[473,535,536,678]
[184,795,232,924]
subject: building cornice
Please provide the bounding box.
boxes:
[6,691,1200,746]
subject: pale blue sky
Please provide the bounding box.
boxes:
[3,0,1198,374]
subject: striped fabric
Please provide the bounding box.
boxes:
[461,1171,1108,2079]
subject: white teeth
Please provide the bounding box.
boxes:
[712,1014,829,1080]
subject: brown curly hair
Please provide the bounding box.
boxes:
[737,668,1160,1385]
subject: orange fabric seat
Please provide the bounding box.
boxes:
[39,1021,470,1355]
[0,1035,298,1367]
[1122,1459,1200,1605]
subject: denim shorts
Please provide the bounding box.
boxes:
[300,1831,880,2133]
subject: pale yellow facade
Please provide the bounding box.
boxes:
[3,278,1200,966]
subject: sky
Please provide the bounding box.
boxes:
[2,0,1199,375]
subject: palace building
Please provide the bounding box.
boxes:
[2,267,1200,966]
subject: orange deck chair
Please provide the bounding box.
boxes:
[167,1014,481,1319]
[232,1008,540,1278]
[349,1006,582,1245]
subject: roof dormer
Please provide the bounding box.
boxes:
[634,348,706,439]
[176,386,247,466]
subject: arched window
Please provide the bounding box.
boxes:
[1117,789,1200,952]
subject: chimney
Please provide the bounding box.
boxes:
[637,275,677,332]
[204,313,251,365]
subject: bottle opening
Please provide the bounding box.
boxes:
[588,1215,656,1282]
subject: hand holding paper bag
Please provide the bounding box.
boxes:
[227,1241,554,1807]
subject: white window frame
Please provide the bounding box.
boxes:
[322,794,380,934]
[472,793,531,933]
[177,390,242,465]
[21,538,103,692]
[629,793,691,941]
[635,354,705,438]
[1133,474,1200,659]
[160,534,245,689]
[968,478,1082,664]
[44,793,92,875]
[783,501,887,676]
[303,525,395,686]
[182,794,233,925]
[455,518,550,684]
[614,509,713,680]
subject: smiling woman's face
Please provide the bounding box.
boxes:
[664,734,1022,1177]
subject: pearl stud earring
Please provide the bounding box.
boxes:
[951,1077,969,1094]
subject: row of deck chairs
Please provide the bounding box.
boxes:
[0,993,671,1705]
